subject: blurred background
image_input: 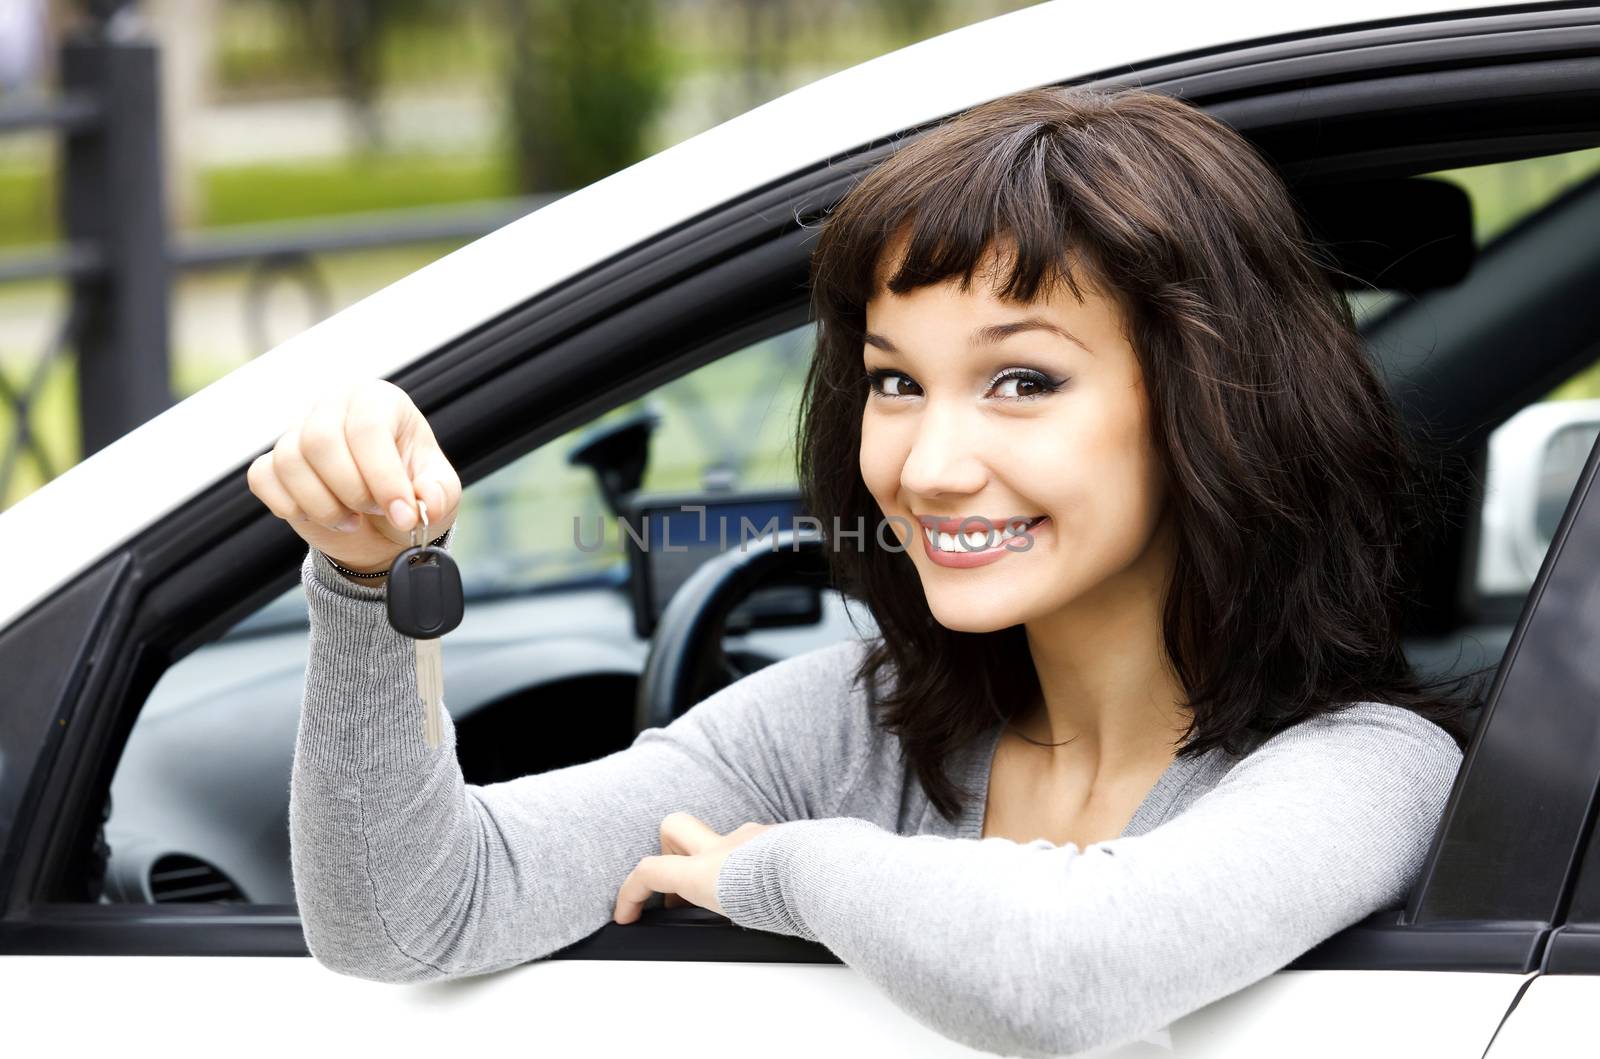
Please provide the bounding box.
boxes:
[5,0,1600,517]
[0,0,1036,511]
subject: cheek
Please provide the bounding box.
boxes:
[1047,399,1163,541]
[1098,401,1166,543]
[858,412,899,498]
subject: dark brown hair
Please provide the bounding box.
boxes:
[795,84,1484,823]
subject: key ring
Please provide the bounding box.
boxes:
[412,499,430,550]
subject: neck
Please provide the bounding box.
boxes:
[1017,512,1191,776]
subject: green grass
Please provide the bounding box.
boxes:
[202,152,517,226]
[0,164,56,248]
[0,327,279,509]
[0,151,516,249]
[0,351,77,509]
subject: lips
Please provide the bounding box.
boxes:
[918,514,1049,568]
[916,514,1045,535]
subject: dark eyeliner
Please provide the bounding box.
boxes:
[864,368,917,398]
[989,367,1065,400]
[863,367,1063,400]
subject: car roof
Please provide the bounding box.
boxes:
[0,0,1530,634]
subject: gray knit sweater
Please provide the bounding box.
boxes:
[290,536,1464,1058]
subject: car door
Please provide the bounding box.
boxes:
[1172,381,1600,1059]
[1476,432,1600,1055]
[4,3,1599,1056]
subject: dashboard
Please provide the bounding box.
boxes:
[101,567,873,906]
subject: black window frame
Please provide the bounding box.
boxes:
[1500,424,1600,977]
[5,2,1600,969]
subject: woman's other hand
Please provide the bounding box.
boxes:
[613,812,778,923]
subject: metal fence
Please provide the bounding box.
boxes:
[0,6,550,505]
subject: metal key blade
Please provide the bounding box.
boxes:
[415,635,444,748]
[388,497,459,751]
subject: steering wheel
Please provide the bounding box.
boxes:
[634,527,831,734]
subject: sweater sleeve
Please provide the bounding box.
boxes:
[289,531,875,984]
[713,702,1465,1058]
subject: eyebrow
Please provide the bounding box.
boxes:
[864,316,1093,356]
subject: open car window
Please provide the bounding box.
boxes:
[1458,146,1600,602]
[98,321,815,907]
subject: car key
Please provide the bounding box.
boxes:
[386,500,464,749]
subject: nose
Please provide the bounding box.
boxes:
[898,399,990,500]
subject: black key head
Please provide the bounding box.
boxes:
[386,544,464,639]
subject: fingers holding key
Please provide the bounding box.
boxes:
[347,380,429,532]
[273,426,360,535]
[395,397,461,535]
[246,378,461,572]
[299,387,383,526]
[247,449,305,524]
[411,451,461,534]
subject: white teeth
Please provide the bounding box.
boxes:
[924,519,1040,552]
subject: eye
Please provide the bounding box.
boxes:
[863,367,1066,402]
[865,369,922,400]
[989,368,1064,402]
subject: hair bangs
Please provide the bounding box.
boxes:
[813,135,1102,340]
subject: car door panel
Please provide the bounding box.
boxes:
[1167,968,1530,1058]
[1494,742,1600,1054]
[0,957,1529,1057]
[0,957,998,1057]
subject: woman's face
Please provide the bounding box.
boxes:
[858,245,1172,634]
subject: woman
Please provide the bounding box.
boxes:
[251,85,1474,1057]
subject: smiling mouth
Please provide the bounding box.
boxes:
[922,515,1047,552]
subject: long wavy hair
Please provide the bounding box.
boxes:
[794,84,1485,823]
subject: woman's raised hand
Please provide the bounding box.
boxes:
[247,380,462,574]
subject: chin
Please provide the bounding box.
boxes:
[924,597,1029,635]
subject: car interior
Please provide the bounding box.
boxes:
[5,9,1600,971]
[96,139,1600,903]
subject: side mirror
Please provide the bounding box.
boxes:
[1477,399,1600,596]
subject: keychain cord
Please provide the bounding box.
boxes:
[321,525,452,580]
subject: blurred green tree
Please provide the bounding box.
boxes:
[496,0,670,192]
[266,0,453,150]
[878,0,946,38]
[727,0,791,120]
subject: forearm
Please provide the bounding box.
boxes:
[291,545,544,982]
[713,707,1462,1058]
[291,546,461,978]
[290,540,829,984]
[717,820,1096,1057]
